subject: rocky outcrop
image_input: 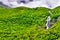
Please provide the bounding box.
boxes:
[51,18,57,24]
[51,16,60,25]
[57,16,60,21]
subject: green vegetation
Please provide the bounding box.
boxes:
[0,6,60,40]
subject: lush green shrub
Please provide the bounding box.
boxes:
[0,6,60,40]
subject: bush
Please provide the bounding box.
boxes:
[0,6,60,40]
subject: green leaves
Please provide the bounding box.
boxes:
[0,6,60,40]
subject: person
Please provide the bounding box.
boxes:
[46,16,51,29]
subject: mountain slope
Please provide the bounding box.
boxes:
[0,6,60,40]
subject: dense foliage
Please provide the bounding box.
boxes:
[0,6,60,40]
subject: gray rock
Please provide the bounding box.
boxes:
[51,18,57,24]
[57,16,60,21]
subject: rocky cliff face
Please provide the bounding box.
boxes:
[0,0,60,8]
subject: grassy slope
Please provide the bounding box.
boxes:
[0,6,60,40]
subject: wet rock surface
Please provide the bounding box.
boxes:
[51,16,60,25]
[57,16,60,21]
[51,19,57,24]
[48,16,60,29]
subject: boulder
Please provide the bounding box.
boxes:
[57,16,60,21]
[51,18,57,25]
[52,19,57,23]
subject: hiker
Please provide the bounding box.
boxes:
[46,16,51,29]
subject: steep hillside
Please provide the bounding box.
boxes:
[0,6,60,40]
